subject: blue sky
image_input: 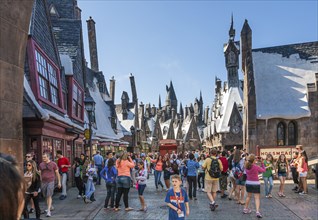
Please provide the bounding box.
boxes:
[78,0,318,109]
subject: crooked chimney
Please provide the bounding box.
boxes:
[110,76,115,103]
[87,16,99,72]
[129,73,138,104]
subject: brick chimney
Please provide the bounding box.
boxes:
[87,16,99,72]
[109,76,115,103]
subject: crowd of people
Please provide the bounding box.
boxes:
[0,144,310,220]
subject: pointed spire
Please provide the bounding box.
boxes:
[159,95,162,109]
[229,13,235,40]
[179,102,183,116]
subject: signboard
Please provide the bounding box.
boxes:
[258,146,296,160]
[84,129,90,139]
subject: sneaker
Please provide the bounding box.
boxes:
[221,194,228,198]
[201,188,205,192]
[243,208,252,214]
[268,194,272,198]
[292,186,298,191]
[210,203,215,211]
[77,195,82,199]
[265,195,269,198]
[29,208,34,213]
[299,191,308,195]
[256,212,263,218]
[194,197,197,200]
[59,195,67,200]
[46,211,51,217]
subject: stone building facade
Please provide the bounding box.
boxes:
[241,20,318,160]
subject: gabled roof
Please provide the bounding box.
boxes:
[252,42,318,120]
[215,87,243,133]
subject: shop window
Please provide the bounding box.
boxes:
[288,121,297,145]
[277,122,286,146]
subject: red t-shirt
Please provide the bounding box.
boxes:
[219,157,229,173]
[58,157,70,173]
[39,161,58,183]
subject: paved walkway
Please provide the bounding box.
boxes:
[29,175,318,220]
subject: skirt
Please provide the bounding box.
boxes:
[246,184,260,194]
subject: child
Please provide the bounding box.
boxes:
[276,154,289,197]
[165,174,190,220]
[136,161,148,211]
[262,154,274,198]
[100,158,117,208]
[243,154,266,218]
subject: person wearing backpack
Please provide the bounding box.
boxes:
[232,149,246,205]
[202,148,223,211]
[171,154,180,175]
[187,153,200,200]
[101,159,117,209]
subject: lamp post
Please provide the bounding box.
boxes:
[84,95,95,159]
[130,126,135,153]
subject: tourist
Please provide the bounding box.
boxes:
[136,161,148,211]
[0,153,26,220]
[101,158,117,208]
[298,150,308,195]
[202,148,223,211]
[39,153,61,217]
[197,154,206,192]
[24,152,35,213]
[290,151,300,191]
[219,151,229,198]
[243,154,266,218]
[93,150,104,185]
[73,157,84,199]
[84,160,97,203]
[151,154,164,191]
[186,153,200,200]
[115,152,135,211]
[56,150,71,200]
[23,160,41,219]
[165,174,190,219]
[163,155,173,190]
[263,154,274,198]
[276,154,289,197]
[233,149,246,205]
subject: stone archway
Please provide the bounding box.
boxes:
[0,1,34,168]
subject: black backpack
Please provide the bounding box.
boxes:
[172,160,179,174]
[208,158,221,178]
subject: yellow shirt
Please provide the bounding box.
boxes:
[202,156,223,180]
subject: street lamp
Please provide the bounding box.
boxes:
[130,126,135,153]
[84,95,95,159]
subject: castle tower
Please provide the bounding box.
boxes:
[224,15,240,88]
[165,81,178,113]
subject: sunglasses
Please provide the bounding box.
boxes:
[26,155,32,158]
[26,164,32,167]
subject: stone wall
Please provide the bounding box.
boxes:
[0,0,34,169]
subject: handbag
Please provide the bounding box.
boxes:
[136,182,139,190]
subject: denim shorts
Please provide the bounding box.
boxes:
[138,184,146,195]
[236,179,246,186]
[116,176,131,188]
[278,172,287,177]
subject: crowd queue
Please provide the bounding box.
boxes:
[0,144,310,220]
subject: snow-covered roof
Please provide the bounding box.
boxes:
[215,87,243,133]
[181,118,192,141]
[253,52,317,120]
[89,78,123,140]
[59,54,73,76]
[160,119,171,139]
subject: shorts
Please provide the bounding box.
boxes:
[205,179,218,193]
[299,172,307,177]
[138,184,146,195]
[246,184,260,194]
[278,172,287,177]
[236,178,246,186]
[116,176,131,188]
[41,181,55,197]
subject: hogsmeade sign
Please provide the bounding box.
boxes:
[257,146,296,160]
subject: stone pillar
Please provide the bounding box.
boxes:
[87,16,99,72]
[0,0,34,168]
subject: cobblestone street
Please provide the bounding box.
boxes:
[31,174,318,220]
